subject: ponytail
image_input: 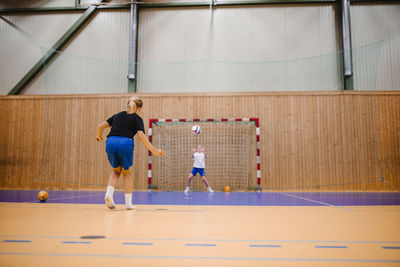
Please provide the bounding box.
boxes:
[127,97,143,114]
[128,100,137,113]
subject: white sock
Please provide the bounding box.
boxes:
[125,194,135,209]
[106,186,114,198]
[105,186,116,209]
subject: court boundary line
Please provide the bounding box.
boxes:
[24,191,105,203]
[128,238,400,244]
[0,252,399,263]
[2,235,400,244]
[277,192,353,211]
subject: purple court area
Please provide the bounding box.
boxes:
[1,190,400,206]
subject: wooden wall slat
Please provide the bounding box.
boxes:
[0,92,399,191]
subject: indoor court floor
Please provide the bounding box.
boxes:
[1,190,400,266]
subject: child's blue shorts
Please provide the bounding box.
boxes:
[106,136,134,170]
[191,167,205,177]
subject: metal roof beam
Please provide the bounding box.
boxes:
[0,0,335,14]
[0,7,88,14]
[1,0,397,14]
[7,5,100,95]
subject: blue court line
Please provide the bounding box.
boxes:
[62,241,91,244]
[0,251,399,263]
[3,240,32,243]
[122,237,400,245]
[315,245,348,249]
[249,244,282,248]
[2,235,400,245]
[0,235,75,239]
[122,242,153,246]
[382,246,400,250]
[185,243,217,247]
[0,252,31,256]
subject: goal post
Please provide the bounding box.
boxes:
[148,118,261,192]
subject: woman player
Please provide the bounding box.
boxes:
[184,145,213,193]
[96,97,165,210]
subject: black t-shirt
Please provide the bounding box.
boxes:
[106,111,145,139]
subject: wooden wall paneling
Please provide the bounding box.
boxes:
[0,92,399,191]
[376,95,400,191]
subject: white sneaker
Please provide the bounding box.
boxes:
[208,188,214,193]
[184,187,190,193]
[105,196,116,209]
[126,204,136,210]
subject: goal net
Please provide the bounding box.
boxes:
[149,118,260,192]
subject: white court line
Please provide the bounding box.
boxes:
[277,192,353,211]
[24,192,105,203]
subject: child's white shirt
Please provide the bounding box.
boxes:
[193,152,206,168]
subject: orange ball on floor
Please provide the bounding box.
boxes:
[37,191,48,202]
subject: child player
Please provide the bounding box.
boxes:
[184,145,213,193]
[96,97,165,210]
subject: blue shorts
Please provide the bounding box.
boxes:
[191,167,205,177]
[106,136,134,170]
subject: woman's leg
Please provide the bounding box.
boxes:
[122,167,133,194]
[122,167,134,210]
[108,167,121,187]
[185,173,194,193]
[187,173,194,187]
[201,176,213,192]
[105,167,121,209]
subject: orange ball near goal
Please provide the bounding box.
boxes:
[37,191,49,202]
[224,186,230,192]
